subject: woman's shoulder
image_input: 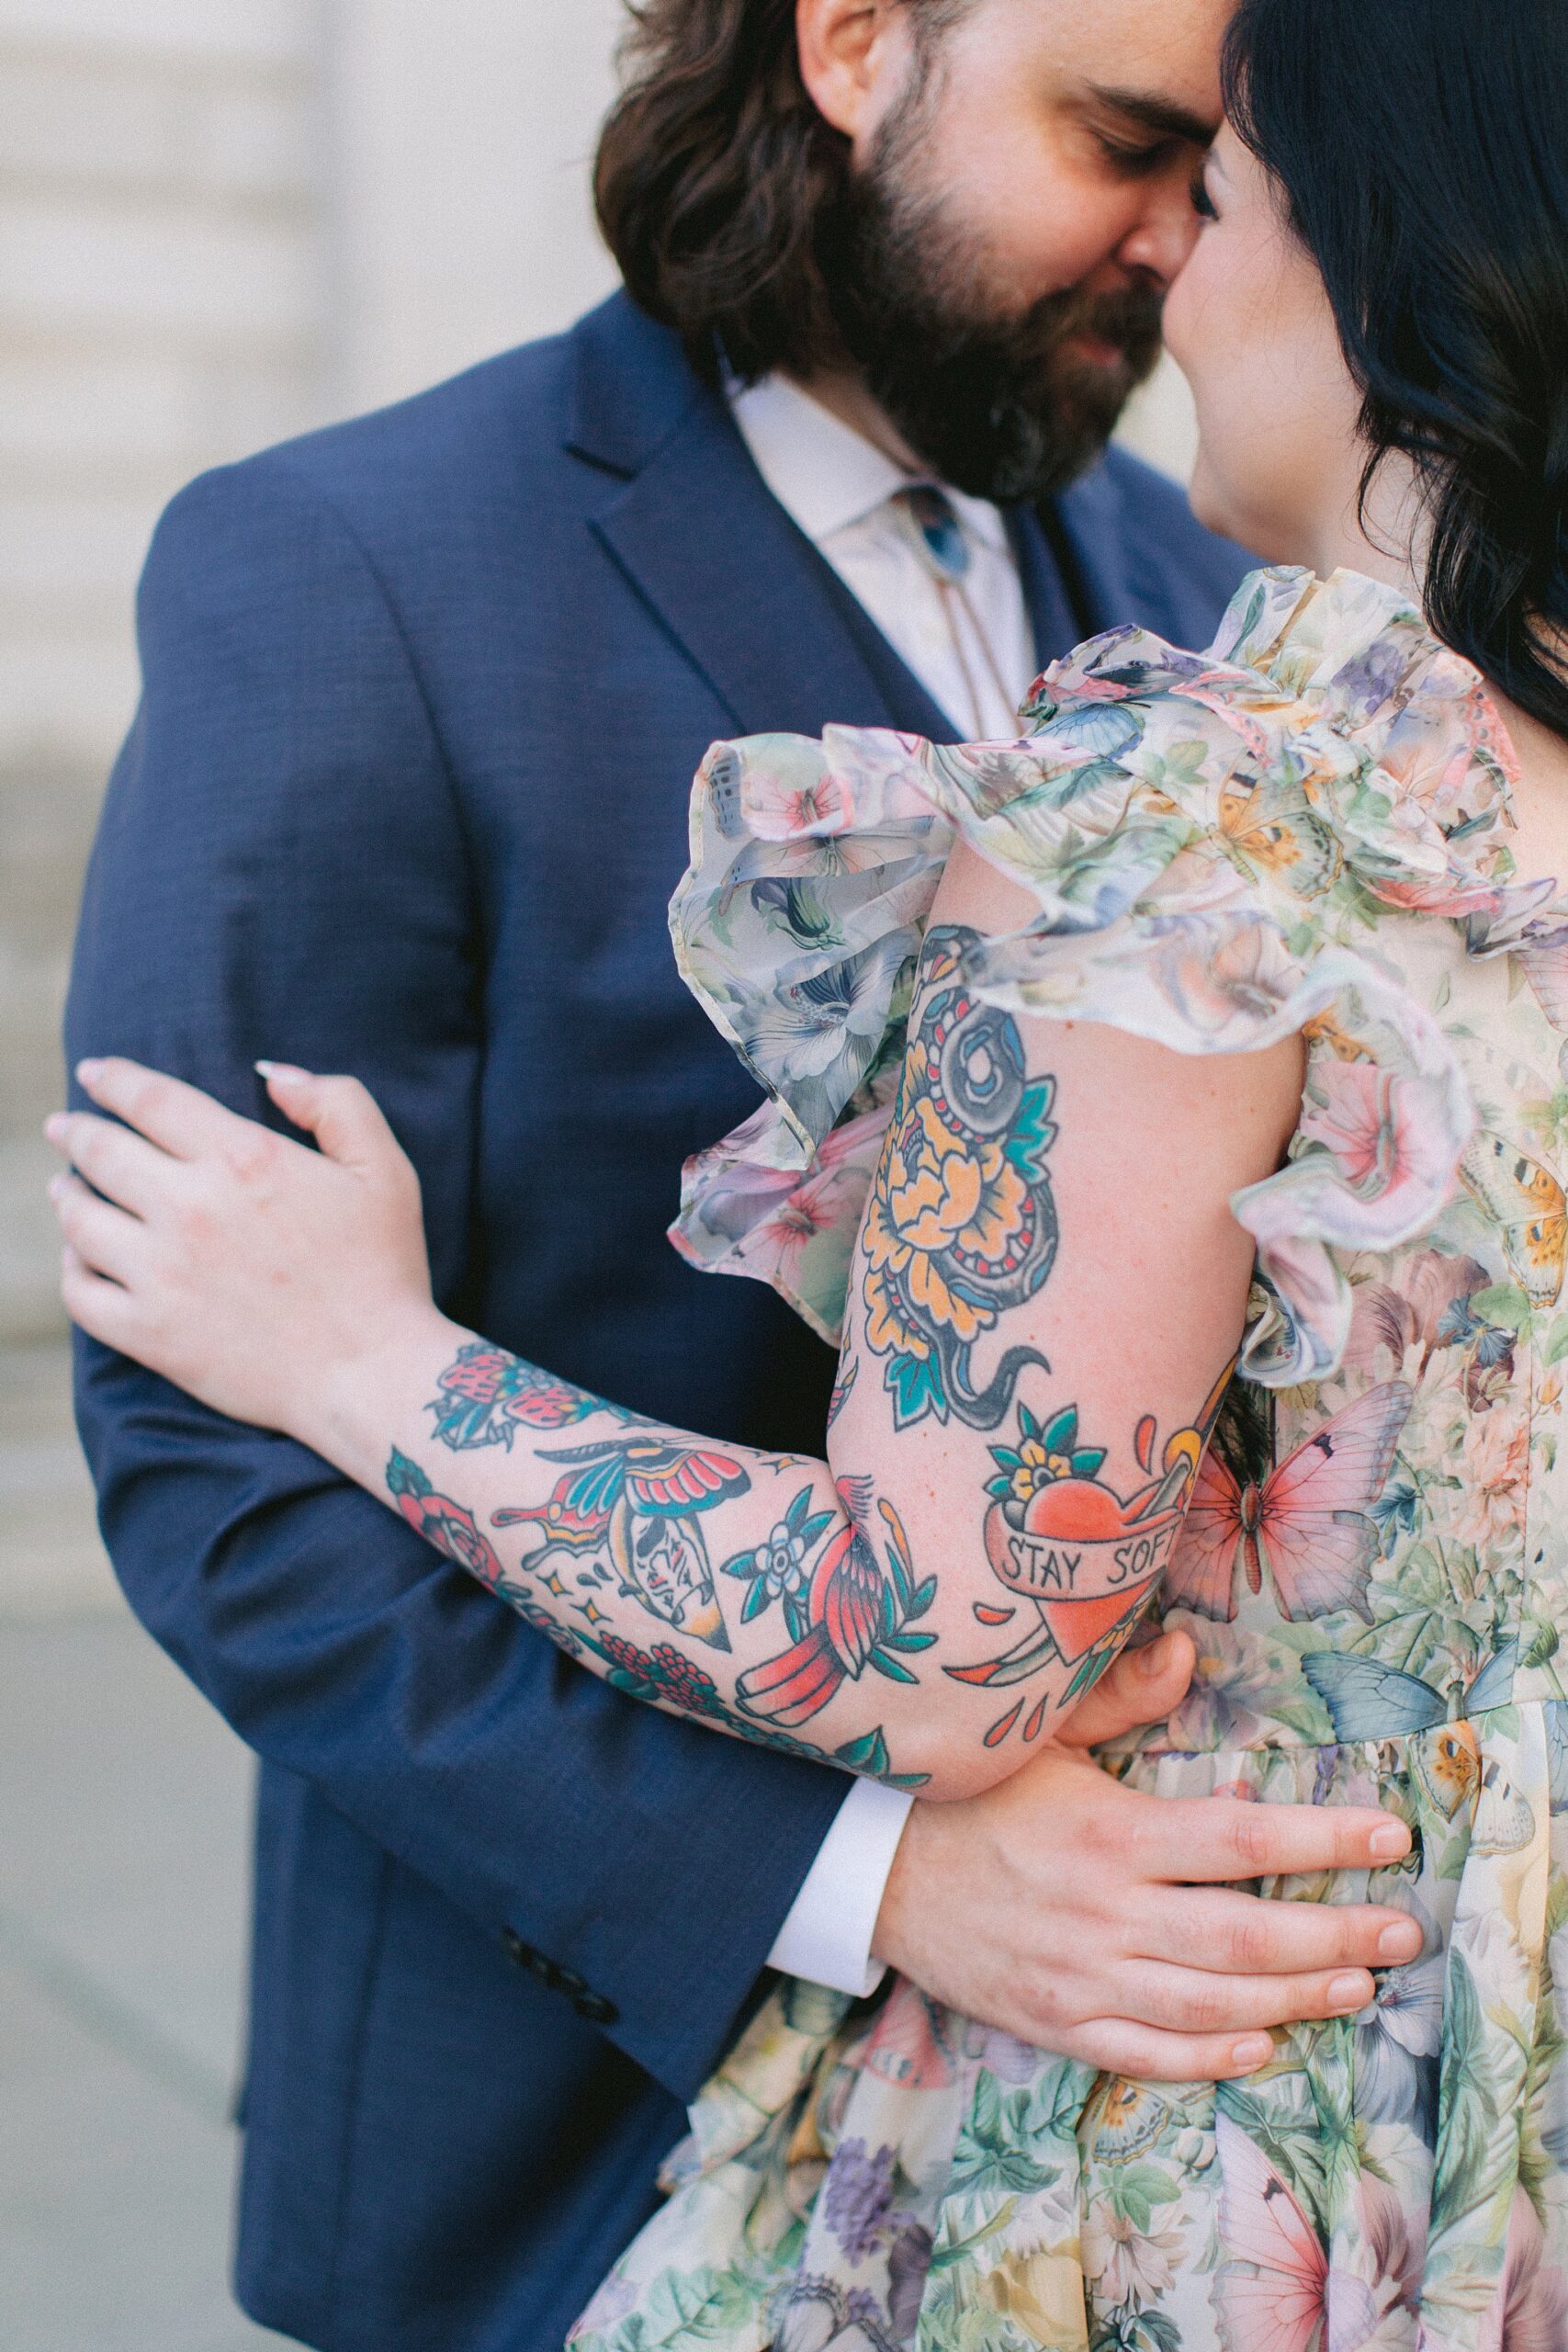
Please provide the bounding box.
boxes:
[1011,562,1523,918]
[685,566,1528,967]
[666,566,1521,1386]
[672,570,1532,1086]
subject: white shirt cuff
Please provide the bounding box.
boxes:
[765,1777,915,1997]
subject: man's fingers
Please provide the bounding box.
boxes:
[1066,2020,1277,2086]
[75,1057,245,1161]
[1134,1794,1411,1883]
[1114,1959,1374,2039]
[1055,1629,1195,1748]
[45,1111,176,1219]
[1149,1885,1426,1976]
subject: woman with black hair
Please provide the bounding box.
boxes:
[44,0,1568,2341]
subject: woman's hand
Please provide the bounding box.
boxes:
[47,1058,446,1444]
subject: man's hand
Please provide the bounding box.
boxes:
[873,1631,1421,2081]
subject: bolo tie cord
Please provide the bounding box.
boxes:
[892,483,1019,741]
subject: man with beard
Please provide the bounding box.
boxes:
[66,3,1416,2348]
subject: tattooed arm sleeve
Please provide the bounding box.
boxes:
[820,842,1305,1771]
[304,1333,942,1791]
[306,849,1301,1800]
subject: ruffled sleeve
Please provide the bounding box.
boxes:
[669,567,1510,1385]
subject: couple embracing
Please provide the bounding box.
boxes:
[57,0,1568,2346]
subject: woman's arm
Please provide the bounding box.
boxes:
[51,1056,953,1789]
[822,844,1303,1768]
[50,854,1301,1800]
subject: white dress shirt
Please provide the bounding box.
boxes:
[730,370,1039,741]
[730,372,1039,1996]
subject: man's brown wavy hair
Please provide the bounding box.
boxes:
[595,0,966,382]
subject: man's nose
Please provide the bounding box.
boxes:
[1116,173,1204,293]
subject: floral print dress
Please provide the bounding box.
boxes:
[573,569,1568,2352]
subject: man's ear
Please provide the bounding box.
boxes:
[796,0,911,144]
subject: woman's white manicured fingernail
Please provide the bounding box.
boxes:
[76,1058,104,1084]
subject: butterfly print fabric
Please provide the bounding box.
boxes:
[574,569,1568,2352]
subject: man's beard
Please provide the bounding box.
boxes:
[824,111,1166,504]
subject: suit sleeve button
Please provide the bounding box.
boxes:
[574,1992,619,2026]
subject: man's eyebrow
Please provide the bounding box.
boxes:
[1081,81,1220,149]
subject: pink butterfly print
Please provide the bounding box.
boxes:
[1215,2115,1328,2352]
[1520,940,1568,1088]
[1215,2117,1423,2352]
[1476,2187,1568,2352]
[1523,940,1568,1025]
[863,1980,958,2091]
[861,1981,1040,2093]
[1166,1382,1413,1624]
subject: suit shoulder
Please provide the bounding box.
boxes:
[1098,445,1253,637]
[1099,445,1244,567]
[278,333,574,489]
[1098,443,1193,516]
[151,329,579,568]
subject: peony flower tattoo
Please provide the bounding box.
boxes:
[859,927,1058,1432]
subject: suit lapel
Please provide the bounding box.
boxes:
[1012,502,1089,675]
[1049,466,1136,639]
[565,295,1129,741]
[589,387,919,740]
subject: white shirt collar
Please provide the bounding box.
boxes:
[728,371,1010,557]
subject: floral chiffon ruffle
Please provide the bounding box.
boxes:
[668,566,1537,1385]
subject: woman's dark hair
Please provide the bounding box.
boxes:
[595,0,962,386]
[1224,0,1568,739]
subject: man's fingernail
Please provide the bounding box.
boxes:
[1233,2035,1272,2071]
[76,1058,104,1085]
[1329,1973,1371,2013]
[1379,1920,1422,1961]
[1136,1636,1170,1676]
[1370,1823,1411,1860]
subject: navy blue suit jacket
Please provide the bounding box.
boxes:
[67,292,1248,2352]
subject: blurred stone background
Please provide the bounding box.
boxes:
[0,5,1195,2346]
